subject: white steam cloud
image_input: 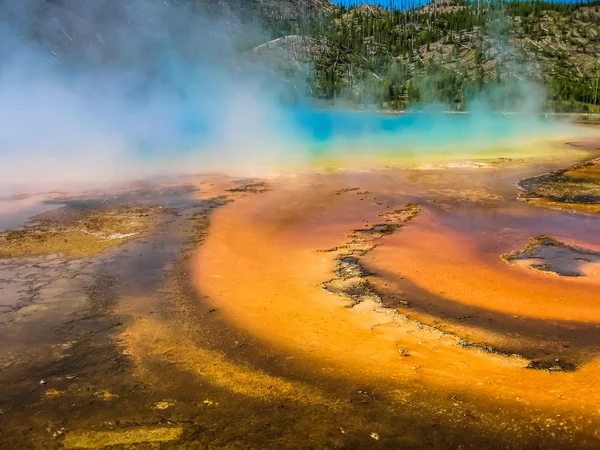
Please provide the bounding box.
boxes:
[0,0,587,195]
[0,0,305,192]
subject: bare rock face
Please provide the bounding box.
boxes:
[1,0,337,67]
[255,0,337,19]
[192,0,337,28]
[244,34,329,67]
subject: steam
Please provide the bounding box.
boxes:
[0,0,584,194]
[0,0,303,190]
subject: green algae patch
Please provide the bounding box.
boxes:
[62,426,183,448]
[518,158,600,212]
[0,206,161,259]
[501,235,600,277]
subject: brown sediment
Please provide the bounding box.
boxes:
[333,187,360,195]
[518,157,600,212]
[226,180,271,194]
[523,197,600,213]
[0,205,163,259]
[321,203,421,308]
[119,200,328,405]
[351,203,421,237]
[319,203,539,364]
[62,426,184,448]
[3,180,443,449]
[0,184,236,448]
[0,183,224,260]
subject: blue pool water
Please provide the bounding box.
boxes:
[135,104,567,159]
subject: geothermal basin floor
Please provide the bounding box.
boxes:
[1,141,600,448]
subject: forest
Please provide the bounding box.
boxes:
[5,0,599,112]
[248,0,600,111]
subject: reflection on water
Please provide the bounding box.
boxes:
[503,236,600,278]
[0,197,60,232]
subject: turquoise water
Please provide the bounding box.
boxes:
[138,105,571,160]
[290,108,548,144]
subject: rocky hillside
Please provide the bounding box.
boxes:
[253,0,337,20]
[3,0,598,111]
[0,0,337,65]
[252,0,600,112]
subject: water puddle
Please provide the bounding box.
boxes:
[0,196,62,231]
[502,236,600,278]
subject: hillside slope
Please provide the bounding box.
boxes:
[253,0,600,111]
[2,0,598,112]
[0,0,337,64]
